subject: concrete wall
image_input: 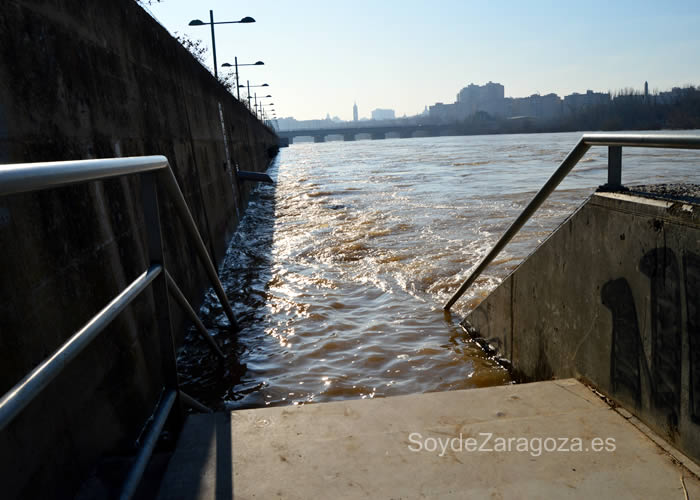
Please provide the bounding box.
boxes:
[464,192,700,464]
[0,0,277,498]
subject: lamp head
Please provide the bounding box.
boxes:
[240,16,256,23]
[188,19,205,26]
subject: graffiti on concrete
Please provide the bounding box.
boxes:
[601,248,696,427]
[640,248,682,417]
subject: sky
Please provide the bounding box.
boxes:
[141,0,700,122]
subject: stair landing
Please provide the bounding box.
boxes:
[157,379,700,499]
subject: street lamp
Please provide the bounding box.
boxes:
[238,83,268,99]
[222,59,263,100]
[259,102,274,121]
[188,11,255,78]
[238,81,269,109]
[255,94,273,117]
[255,99,275,120]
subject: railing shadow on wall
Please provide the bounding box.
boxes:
[0,156,237,499]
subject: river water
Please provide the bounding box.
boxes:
[178,130,700,409]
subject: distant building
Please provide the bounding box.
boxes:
[538,93,563,119]
[428,102,461,123]
[457,81,506,116]
[353,102,358,122]
[429,81,508,122]
[505,93,562,119]
[656,86,688,104]
[371,108,395,120]
[563,90,610,113]
[427,81,653,124]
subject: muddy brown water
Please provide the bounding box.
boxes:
[177,130,700,410]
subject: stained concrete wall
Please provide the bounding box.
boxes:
[0,0,277,498]
[464,191,700,464]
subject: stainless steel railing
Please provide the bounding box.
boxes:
[0,156,240,499]
[444,133,700,311]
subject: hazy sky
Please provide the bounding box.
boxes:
[142,0,700,121]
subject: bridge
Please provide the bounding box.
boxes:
[277,123,458,143]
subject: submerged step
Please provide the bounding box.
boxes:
[157,379,699,499]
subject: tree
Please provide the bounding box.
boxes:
[136,5,238,97]
[218,73,237,94]
[174,32,208,66]
[174,33,238,96]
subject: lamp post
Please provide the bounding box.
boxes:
[267,109,276,127]
[239,81,269,109]
[188,11,255,78]
[255,95,273,118]
[222,59,263,100]
[260,102,274,114]
[259,102,274,122]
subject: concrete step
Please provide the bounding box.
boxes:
[157,379,700,499]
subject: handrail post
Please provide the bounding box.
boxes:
[602,145,623,190]
[165,270,226,360]
[140,172,182,425]
[161,166,239,330]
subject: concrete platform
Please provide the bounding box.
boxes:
[157,380,700,499]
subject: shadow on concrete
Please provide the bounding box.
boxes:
[152,412,233,499]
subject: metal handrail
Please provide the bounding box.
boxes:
[444,133,700,311]
[119,389,177,500]
[0,156,238,329]
[166,270,225,360]
[161,167,239,329]
[0,155,240,498]
[0,156,168,196]
[0,265,162,430]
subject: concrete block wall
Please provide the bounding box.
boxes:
[0,0,277,497]
[465,191,700,464]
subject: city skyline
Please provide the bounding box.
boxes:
[143,0,700,121]
[278,79,686,127]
